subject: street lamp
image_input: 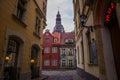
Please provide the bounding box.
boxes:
[80,15,93,32]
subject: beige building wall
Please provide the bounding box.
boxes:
[73,0,99,79]
[76,37,84,69]
[74,0,119,80]
[83,11,99,78]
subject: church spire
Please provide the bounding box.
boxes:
[56,10,61,24]
[53,10,65,33]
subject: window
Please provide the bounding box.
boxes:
[52,47,57,53]
[62,49,65,56]
[90,39,98,64]
[69,49,73,56]
[86,31,98,64]
[16,0,27,20]
[54,38,58,42]
[7,39,19,53]
[44,47,50,53]
[34,16,41,35]
[65,39,73,44]
[43,2,46,14]
[52,60,57,66]
[69,60,73,67]
[77,46,80,64]
[6,38,19,66]
[46,38,50,43]
[62,60,66,67]
[81,41,84,64]
[44,60,50,66]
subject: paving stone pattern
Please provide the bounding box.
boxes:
[42,70,86,80]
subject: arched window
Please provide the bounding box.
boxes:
[6,38,19,66]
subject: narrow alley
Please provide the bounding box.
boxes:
[0,0,120,80]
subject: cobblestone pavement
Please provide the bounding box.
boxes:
[42,70,85,80]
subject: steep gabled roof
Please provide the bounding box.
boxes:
[60,31,75,45]
[52,32,61,45]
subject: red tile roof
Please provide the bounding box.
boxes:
[52,32,61,44]
[43,29,75,46]
[60,31,75,45]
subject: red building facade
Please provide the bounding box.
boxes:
[42,30,60,69]
[42,11,75,69]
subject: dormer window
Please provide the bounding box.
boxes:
[65,38,74,44]
[54,38,58,42]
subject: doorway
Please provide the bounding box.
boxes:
[4,38,20,80]
[31,46,39,79]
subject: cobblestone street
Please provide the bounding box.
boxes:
[42,70,85,80]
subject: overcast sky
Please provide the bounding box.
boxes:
[44,0,74,33]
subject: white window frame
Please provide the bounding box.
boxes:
[44,60,50,66]
[52,47,57,53]
[65,39,73,43]
[52,59,57,66]
[46,38,50,43]
[44,47,50,53]
[54,38,58,42]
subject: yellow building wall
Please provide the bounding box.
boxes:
[0,0,46,79]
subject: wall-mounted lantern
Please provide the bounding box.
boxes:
[80,15,87,25]
[80,14,93,32]
[5,56,10,61]
[31,59,35,63]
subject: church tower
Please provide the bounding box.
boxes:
[53,11,65,33]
